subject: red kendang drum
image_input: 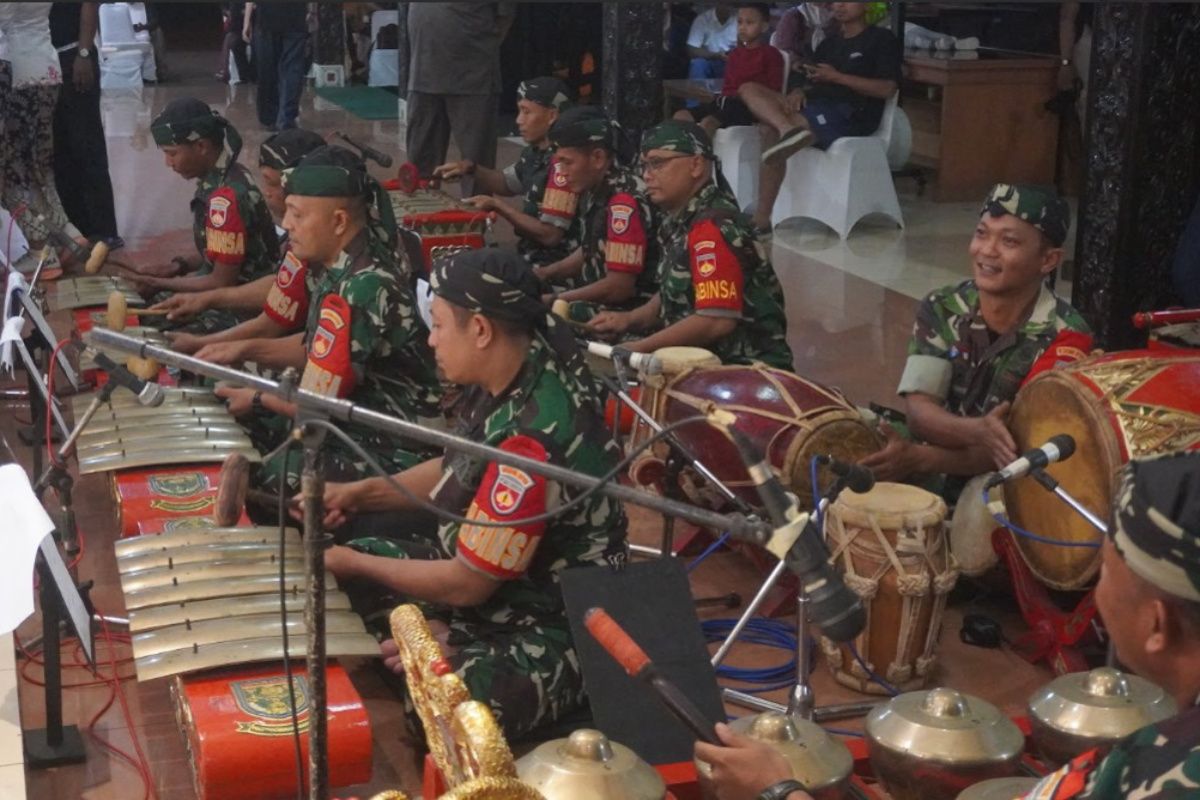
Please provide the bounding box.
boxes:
[1006,350,1200,590]
[629,352,881,509]
[173,662,372,800]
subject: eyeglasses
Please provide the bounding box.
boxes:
[641,154,693,173]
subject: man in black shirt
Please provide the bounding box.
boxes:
[243,1,308,130]
[49,2,120,247]
[738,1,901,232]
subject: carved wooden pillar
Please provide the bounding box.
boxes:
[602,3,664,141]
[313,2,345,67]
[1073,3,1200,348]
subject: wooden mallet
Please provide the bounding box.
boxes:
[106,291,172,331]
[84,240,109,274]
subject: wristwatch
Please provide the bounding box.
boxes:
[78,46,92,59]
[756,780,808,800]
[252,391,265,413]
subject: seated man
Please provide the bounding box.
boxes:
[696,452,1200,800]
[588,121,793,369]
[131,97,281,331]
[155,127,327,354]
[433,76,581,268]
[673,4,783,140]
[316,247,628,739]
[534,106,660,314]
[686,3,738,81]
[739,1,901,233]
[209,146,441,493]
[860,184,1091,495]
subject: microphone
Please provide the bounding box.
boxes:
[721,424,865,643]
[585,342,663,375]
[91,352,165,407]
[984,434,1076,489]
[817,455,875,494]
[336,131,393,168]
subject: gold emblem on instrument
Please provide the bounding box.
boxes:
[232,675,312,737]
[147,471,210,497]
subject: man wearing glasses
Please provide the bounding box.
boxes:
[588,120,793,370]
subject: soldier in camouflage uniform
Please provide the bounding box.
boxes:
[432,76,581,267]
[317,247,627,739]
[695,451,1200,800]
[861,183,1091,496]
[133,97,281,334]
[212,146,441,496]
[588,120,793,369]
[535,106,661,314]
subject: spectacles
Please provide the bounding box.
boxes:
[641,154,694,173]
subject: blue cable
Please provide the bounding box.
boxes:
[848,641,900,696]
[687,531,732,573]
[982,488,1102,549]
[703,618,800,693]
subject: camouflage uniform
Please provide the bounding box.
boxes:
[505,145,580,267]
[574,162,661,307]
[347,335,628,739]
[257,230,441,493]
[897,279,1090,417]
[656,180,793,369]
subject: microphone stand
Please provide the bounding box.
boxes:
[1028,470,1108,534]
[87,328,772,797]
[712,471,880,723]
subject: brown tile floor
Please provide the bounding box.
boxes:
[4,47,1069,800]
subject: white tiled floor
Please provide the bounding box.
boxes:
[0,633,25,797]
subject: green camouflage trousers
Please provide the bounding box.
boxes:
[344,535,587,740]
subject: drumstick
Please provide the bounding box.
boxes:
[214,452,250,526]
[550,298,590,331]
[84,240,109,274]
[584,607,721,745]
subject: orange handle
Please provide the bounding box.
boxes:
[584,607,650,678]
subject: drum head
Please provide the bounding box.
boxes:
[653,347,720,375]
[949,474,1001,577]
[1005,372,1115,590]
[832,482,946,530]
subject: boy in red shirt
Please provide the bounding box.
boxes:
[673,4,782,138]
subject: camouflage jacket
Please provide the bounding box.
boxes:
[656,181,793,369]
[431,336,628,630]
[1025,702,1200,799]
[897,279,1090,416]
[576,163,661,306]
[305,231,442,470]
[503,144,579,266]
[191,157,280,284]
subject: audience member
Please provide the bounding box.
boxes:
[686,3,738,81]
[244,0,308,131]
[218,2,254,83]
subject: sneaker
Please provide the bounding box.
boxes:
[761,128,815,165]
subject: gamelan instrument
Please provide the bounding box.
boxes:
[1005,350,1200,590]
[694,712,852,800]
[68,386,260,474]
[822,483,956,694]
[518,729,668,800]
[1027,666,1177,767]
[865,688,1024,800]
[45,275,143,312]
[627,347,881,510]
[954,778,1040,800]
[386,180,491,274]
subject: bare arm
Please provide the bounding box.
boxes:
[241,332,308,370]
[533,248,584,283]
[625,314,736,354]
[433,160,511,195]
[329,457,446,514]
[141,261,241,293]
[168,313,292,354]
[557,270,638,306]
[327,547,500,607]
[490,201,566,247]
[906,393,1017,467]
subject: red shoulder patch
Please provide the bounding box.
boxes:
[299,294,355,398]
[205,186,247,265]
[687,218,744,314]
[604,192,647,274]
[540,157,579,219]
[262,250,310,328]
[1021,329,1094,387]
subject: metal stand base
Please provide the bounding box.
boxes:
[722,689,880,721]
[24,725,86,768]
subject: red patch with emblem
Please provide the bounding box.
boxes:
[687,219,744,314]
[609,203,633,235]
[209,196,231,227]
[490,466,534,515]
[262,251,310,328]
[551,158,568,188]
[604,192,647,274]
[299,295,355,398]
[205,187,247,265]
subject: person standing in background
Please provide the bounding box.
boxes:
[243,1,308,131]
[49,2,120,250]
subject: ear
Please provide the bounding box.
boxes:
[331,207,351,237]
[473,313,496,350]
[1039,246,1065,277]
[1144,597,1170,656]
[690,154,708,180]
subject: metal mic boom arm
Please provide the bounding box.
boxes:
[86,328,771,541]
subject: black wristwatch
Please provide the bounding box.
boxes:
[252,391,265,412]
[756,780,808,800]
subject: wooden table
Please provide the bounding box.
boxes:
[662,77,721,117]
[901,50,1059,201]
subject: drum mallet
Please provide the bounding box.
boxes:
[106,291,171,331]
[585,607,721,744]
[84,240,109,274]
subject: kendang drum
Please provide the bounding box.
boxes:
[822,483,956,694]
[386,182,491,275]
[628,351,881,511]
[1005,350,1200,590]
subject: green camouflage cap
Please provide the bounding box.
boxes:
[517,76,574,111]
[259,128,326,171]
[641,120,713,159]
[981,183,1071,247]
[283,145,397,248]
[151,97,242,163]
[1111,452,1200,603]
[548,106,616,150]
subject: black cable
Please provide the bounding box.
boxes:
[301,413,716,529]
[274,439,306,800]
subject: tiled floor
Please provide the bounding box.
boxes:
[4,48,1072,799]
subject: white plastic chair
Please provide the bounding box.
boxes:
[98,3,151,89]
[125,3,158,81]
[367,10,400,87]
[771,92,905,238]
[712,48,789,212]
